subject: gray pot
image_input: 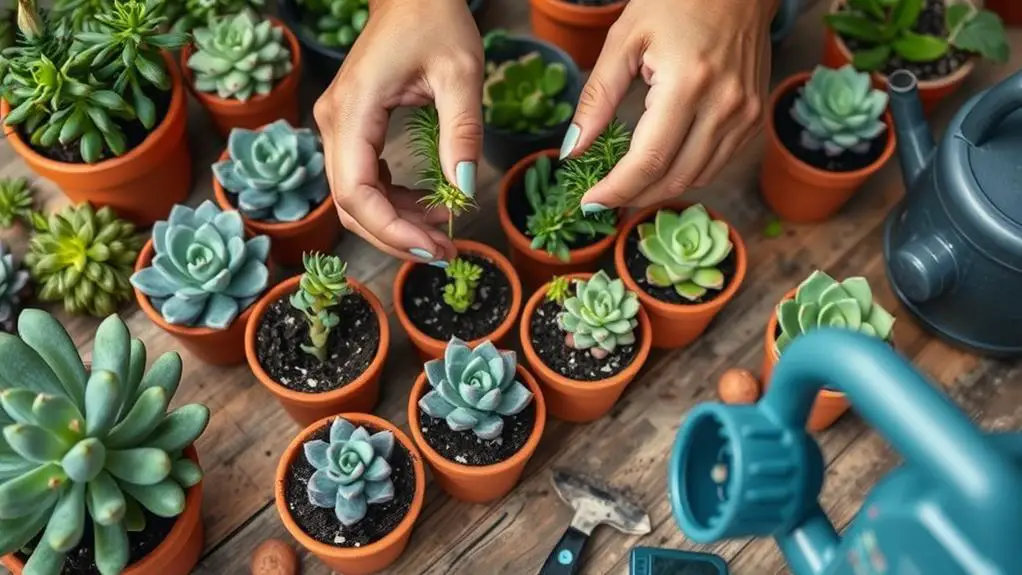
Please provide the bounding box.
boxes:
[771,0,803,46]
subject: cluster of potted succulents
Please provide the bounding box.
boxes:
[528,0,627,70]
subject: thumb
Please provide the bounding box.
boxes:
[432,59,484,200]
[561,34,637,160]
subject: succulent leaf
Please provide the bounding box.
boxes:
[44,481,86,552]
[16,309,88,409]
[188,12,292,102]
[791,65,888,157]
[483,51,574,134]
[92,519,129,575]
[637,205,733,301]
[556,271,640,358]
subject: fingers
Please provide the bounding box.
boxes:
[430,51,484,199]
[335,204,457,265]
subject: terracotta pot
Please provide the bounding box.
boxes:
[181,17,302,138]
[408,364,546,502]
[0,51,190,228]
[393,239,523,361]
[212,150,342,268]
[276,413,425,575]
[497,149,623,292]
[613,202,748,350]
[760,73,897,223]
[985,0,1022,26]
[520,273,652,422]
[245,275,390,426]
[2,446,204,575]
[528,0,626,70]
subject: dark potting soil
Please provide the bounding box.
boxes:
[418,398,537,466]
[284,422,416,548]
[529,299,640,381]
[505,163,610,253]
[624,225,738,306]
[255,292,380,394]
[839,0,971,81]
[401,254,511,341]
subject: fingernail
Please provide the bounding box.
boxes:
[559,124,581,160]
[581,203,609,215]
[429,260,449,269]
[408,248,434,261]
[455,161,476,198]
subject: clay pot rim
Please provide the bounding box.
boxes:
[765,288,845,399]
[519,272,653,391]
[393,239,523,352]
[614,202,748,316]
[274,413,426,561]
[529,0,628,23]
[497,149,623,266]
[244,274,391,406]
[407,364,546,477]
[0,51,184,175]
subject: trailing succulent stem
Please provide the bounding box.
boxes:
[442,258,483,314]
[299,0,369,49]
[638,205,733,302]
[546,275,571,306]
[0,177,35,229]
[557,270,639,359]
[407,106,477,237]
[792,65,888,157]
[483,51,573,134]
[290,252,350,361]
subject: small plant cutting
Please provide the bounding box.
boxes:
[0,240,30,333]
[441,258,483,314]
[296,0,369,50]
[407,106,477,238]
[166,0,266,33]
[0,309,210,575]
[290,253,351,361]
[0,177,35,229]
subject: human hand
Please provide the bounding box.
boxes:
[313,0,483,266]
[561,0,778,212]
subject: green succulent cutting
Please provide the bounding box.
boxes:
[442,258,483,314]
[546,275,571,306]
[0,309,210,575]
[792,65,889,157]
[290,252,350,361]
[299,0,369,49]
[408,106,477,237]
[166,0,266,33]
[638,204,733,302]
[557,270,640,359]
[0,241,30,333]
[483,51,574,134]
[0,177,34,229]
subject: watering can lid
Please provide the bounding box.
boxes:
[964,108,1022,225]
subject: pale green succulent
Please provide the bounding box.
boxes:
[0,241,30,334]
[637,205,733,302]
[442,258,482,314]
[290,252,350,361]
[557,270,640,359]
[791,65,888,157]
[0,309,210,575]
[303,0,369,49]
[483,51,574,134]
[0,177,34,228]
[168,0,266,33]
[776,270,895,355]
[420,338,534,441]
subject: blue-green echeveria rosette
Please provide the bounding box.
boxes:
[303,417,396,527]
[557,270,640,359]
[129,200,271,330]
[419,338,534,441]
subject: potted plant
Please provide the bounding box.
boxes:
[0,177,34,230]
[0,309,210,575]
[130,200,273,366]
[276,0,369,80]
[407,337,545,502]
[246,252,390,426]
[823,0,1009,112]
[1,0,192,227]
[763,270,897,431]
[528,0,627,70]
[0,240,30,333]
[212,120,341,266]
[613,203,748,349]
[166,0,267,32]
[480,30,581,170]
[761,65,896,223]
[519,271,651,422]
[275,413,426,575]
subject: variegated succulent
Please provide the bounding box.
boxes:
[556,270,639,359]
[638,205,733,302]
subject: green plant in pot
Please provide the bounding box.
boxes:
[483,51,574,134]
[441,258,483,314]
[290,252,351,361]
[556,270,640,360]
[637,204,734,302]
[166,0,266,33]
[792,64,889,157]
[297,0,369,49]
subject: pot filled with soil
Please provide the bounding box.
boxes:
[131,200,274,365]
[408,337,546,503]
[276,413,426,575]
[762,270,897,431]
[614,202,747,350]
[182,13,302,137]
[528,0,627,70]
[394,239,522,361]
[761,66,896,223]
[246,252,390,426]
[520,271,651,422]
[212,120,341,267]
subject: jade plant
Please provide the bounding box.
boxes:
[483,51,574,134]
[0,309,210,575]
[419,337,534,440]
[0,177,34,229]
[290,252,350,361]
[212,120,328,222]
[187,11,293,102]
[557,270,640,359]
[0,241,30,333]
[638,204,734,302]
[303,416,394,527]
[299,0,369,49]
[408,106,477,237]
[167,0,266,33]
[129,200,271,329]
[792,65,889,156]
[25,203,142,317]
[775,270,895,354]
[442,258,483,314]
[546,275,571,306]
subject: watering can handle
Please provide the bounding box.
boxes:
[960,68,1022,146]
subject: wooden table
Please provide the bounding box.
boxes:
[2,1,1020,573]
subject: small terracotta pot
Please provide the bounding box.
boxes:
[760,73,897,223]
[519,273,652,422]
[133,239,272,366]
[181,17,302,138]
[613,202,747,350]
[0,51,190,228]
[276,413,425,575]
[985,0,1022,26]
[497,149,623,292]
[2,446,204,575]
[245,274,390,426]
[212,150,342,268]
[393,240,523,362]
[408,364,546,503]
[528,0,626,70]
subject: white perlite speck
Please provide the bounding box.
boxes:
[306,378,318,388]
[455,455,468,464]
[334,534,346,544]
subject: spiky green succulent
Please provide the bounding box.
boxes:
[0,309,210,575]
[546,275,570,306]
[408,106,477,237]
[25,203,142,317]
[0,177,34,229]
[442,258,482,314]
[420,338,534,440]
[791,65,889,157]
[167,0,266,33]
[290,252,350,361]
[775,270,895,355]
[51,0,113,33]
[213,120,328,222]
[557,270,639,359]
[300,0,369,49]
[483,51,573,134]
[557,119,631,207]
[0,241,30,333]
[638,205,733,302]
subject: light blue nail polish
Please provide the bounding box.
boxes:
[581,203,609,215]
[559,124,581,160]
[408,248,434,260]
[429,260,449,269]
[455,161,476,198]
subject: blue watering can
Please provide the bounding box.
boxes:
[668,329,1022,575]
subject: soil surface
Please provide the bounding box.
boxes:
[401,254,511,342]
[529,299,640,381]
[505,164,613,253]
[255,292,380,394]
[284,422,416,548]
[624,226,738,306]
[418,398,537,466]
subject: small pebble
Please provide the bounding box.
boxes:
[717,369,761,404]
[250,539,297,575]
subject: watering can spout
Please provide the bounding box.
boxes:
[888,70,934,189]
